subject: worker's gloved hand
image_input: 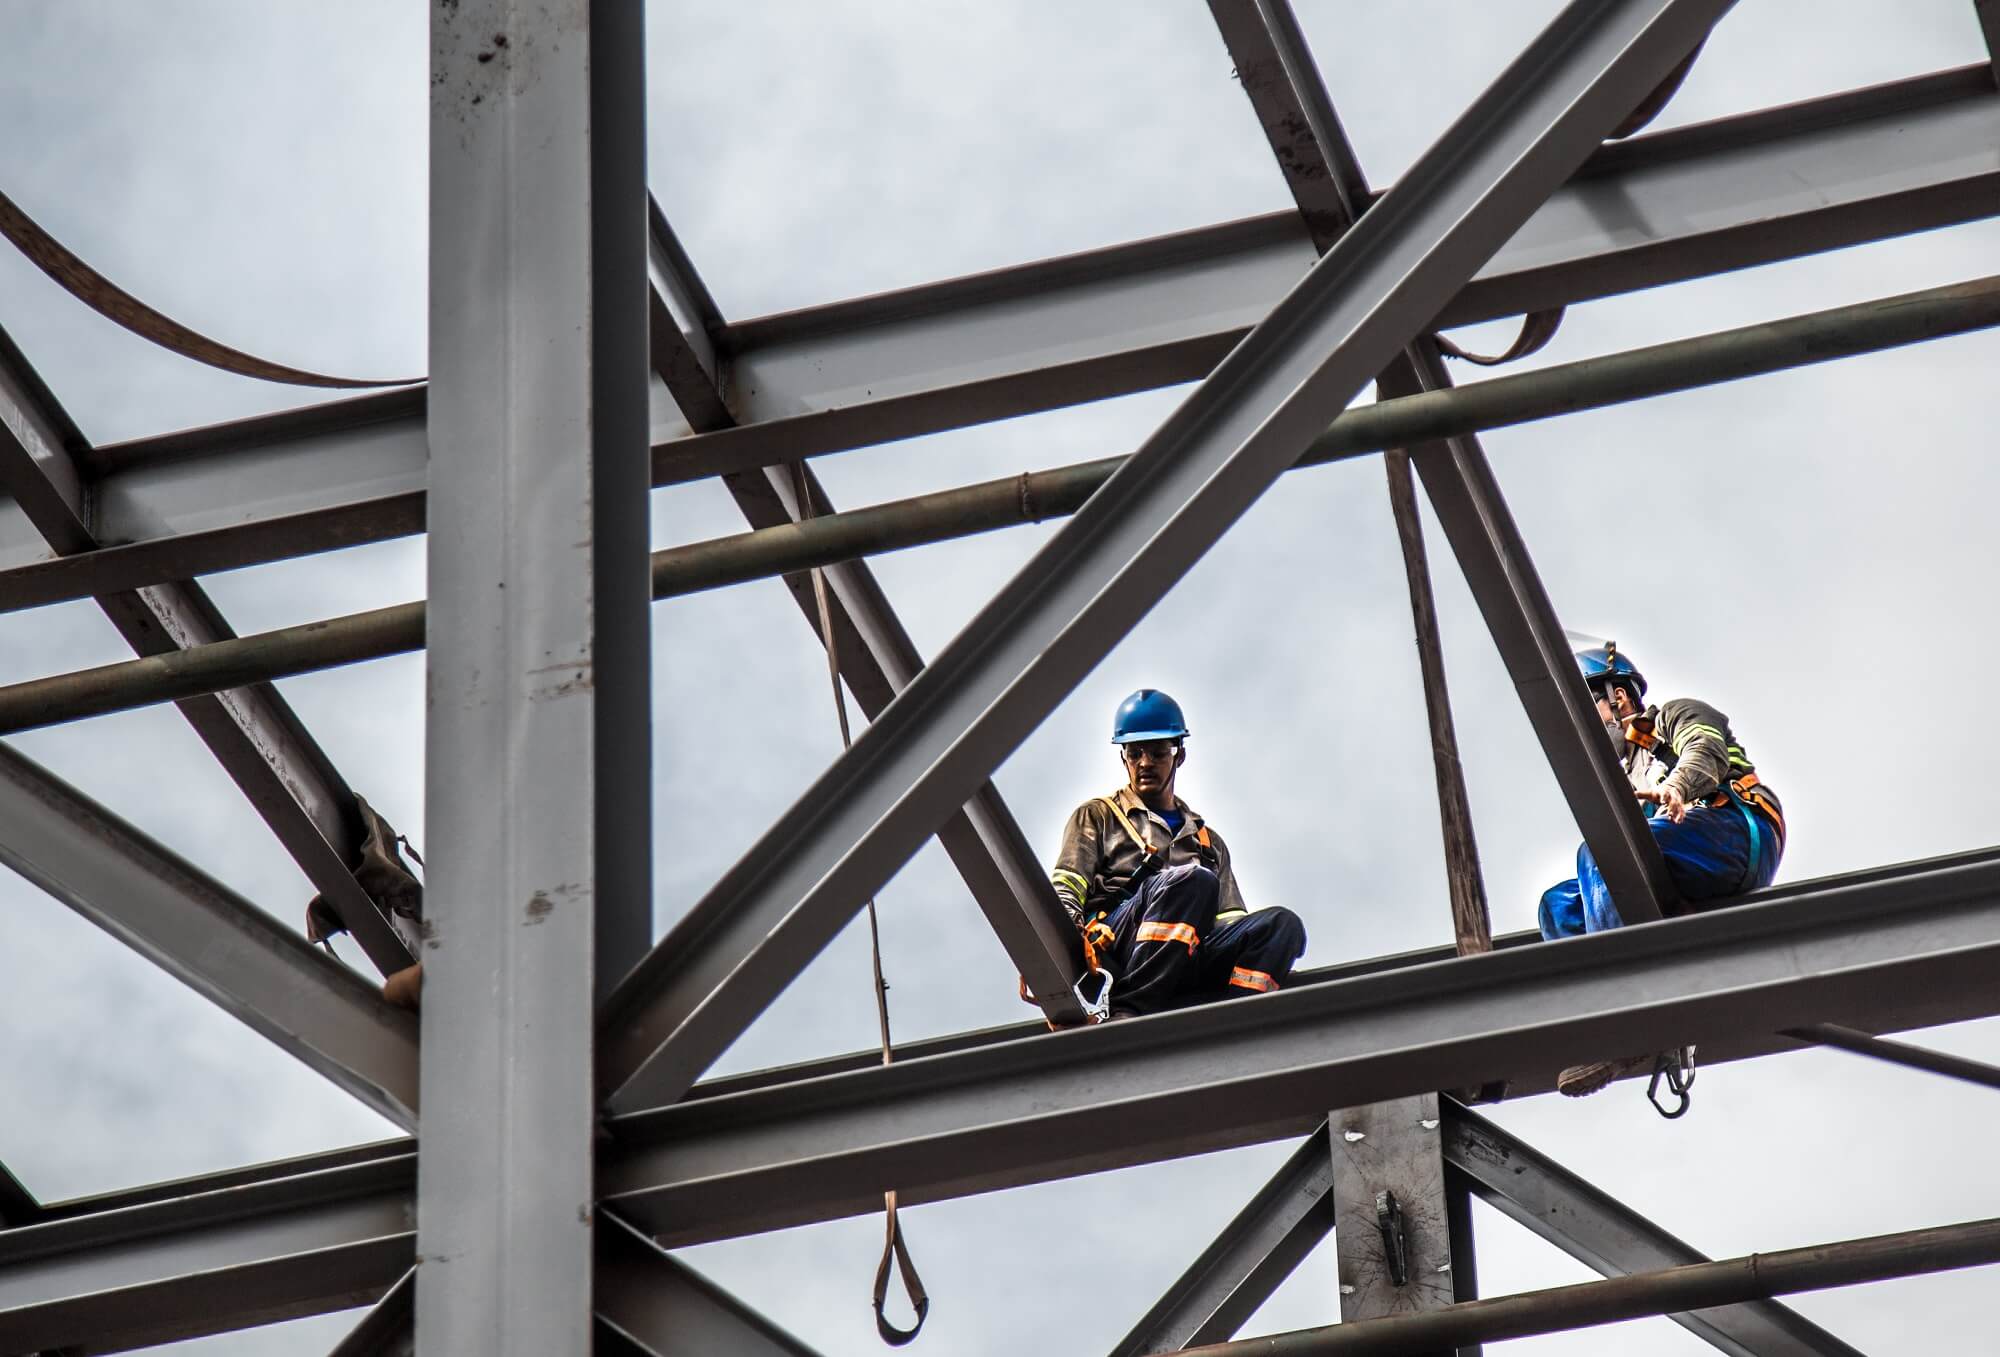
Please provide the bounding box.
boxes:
[1081,917,1116,966]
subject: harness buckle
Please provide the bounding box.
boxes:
[1647,1045,1697,1119]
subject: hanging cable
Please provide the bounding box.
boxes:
[0,186,418,389]
[791,462,930,1347]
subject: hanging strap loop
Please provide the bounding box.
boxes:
[793,462,929,1346]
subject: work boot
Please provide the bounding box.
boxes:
[382,962,424,1011]
[1556,1053,1654,1098]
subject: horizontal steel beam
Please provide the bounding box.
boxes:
[1442,1101,1863,1356]
[0,741,418,1127]
[10,265,1996,741]
[0,1161,813,1355]
[1178,1216,2000,1355]
[596,849,2000,1244]
[5,65,1994,600]
[0,1155,414,1354]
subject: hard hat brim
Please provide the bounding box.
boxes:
[1111,728,1188,744]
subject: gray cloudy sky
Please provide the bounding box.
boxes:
[2,1,1998,1353]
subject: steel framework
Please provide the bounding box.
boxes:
[1,3,1997,1353]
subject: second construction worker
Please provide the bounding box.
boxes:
[1049,689,1306,1018]
[1540,642,1787,1095]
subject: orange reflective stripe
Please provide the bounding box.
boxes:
[1229,966,1277,993]
[1135,920,1199,954]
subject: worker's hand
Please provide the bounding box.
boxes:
[1638,784,1688,823]
[1081,918,1116,966]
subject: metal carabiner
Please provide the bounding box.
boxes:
[1074,966,1116,1023]
[1647,1045,1697,1119]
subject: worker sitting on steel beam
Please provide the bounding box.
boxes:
[1048,689,1306,1019]
[1541,642,1786,1097]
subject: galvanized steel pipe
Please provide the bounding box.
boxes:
[2,274,1996,734]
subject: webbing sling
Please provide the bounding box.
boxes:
[794,463,928,1346]
[0,186,417,389]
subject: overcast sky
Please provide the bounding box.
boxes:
[2,2,1998,1353]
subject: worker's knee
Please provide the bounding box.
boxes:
[1258,906,1307,960]
[1148,862,1219,911]
[1538,881,1585,940]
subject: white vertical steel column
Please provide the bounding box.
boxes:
[420,0,651,1353]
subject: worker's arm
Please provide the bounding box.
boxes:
[1654,697,1733,808]
[1050,803,1103,926]
[1207,827,1250,918]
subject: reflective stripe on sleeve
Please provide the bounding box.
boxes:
[1135,921,1199,954]
[1229,966,1278,992]
[1671,722,1727,754]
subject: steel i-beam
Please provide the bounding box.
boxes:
[594,847,2000,1246]
[596,0,1733,1113]
[418,0,652,1351]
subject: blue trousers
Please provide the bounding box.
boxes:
[1104,863,1307,1015]
[1540,801,1781,939]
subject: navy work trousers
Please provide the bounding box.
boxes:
[1102,862,1306,1016]
[1539,800,1782,939]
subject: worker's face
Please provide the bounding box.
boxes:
[1121,740,1183,798]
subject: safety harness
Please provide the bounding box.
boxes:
[1019,796,1215,1026]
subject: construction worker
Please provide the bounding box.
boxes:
[1540,643,1786,1096]
[1049,689,1306,1019]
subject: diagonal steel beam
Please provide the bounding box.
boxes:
[1442,1101,1864,1356]
[0,324,412,974]
[328,1268,414,1357]
[1226,1,1671,920]
[0,739,419,1127]
[0,1163,36,1229]
[595,841,1997,1247]
[1978,0,2000,80]
[598,0,1733,1113]
[1110,1124,1334,1356]
[595,1211,823,1357]
[646,211,1085,1024]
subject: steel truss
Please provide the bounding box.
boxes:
[1,1,1996,1352]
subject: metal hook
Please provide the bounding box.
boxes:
[1074,966,1116,1024]
[1648,1045,1697,1119]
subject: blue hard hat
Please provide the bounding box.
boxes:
[1112,689,1190,744]
[1574,643,1646,700]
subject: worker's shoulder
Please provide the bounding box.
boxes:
[1655,695,1729,730]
